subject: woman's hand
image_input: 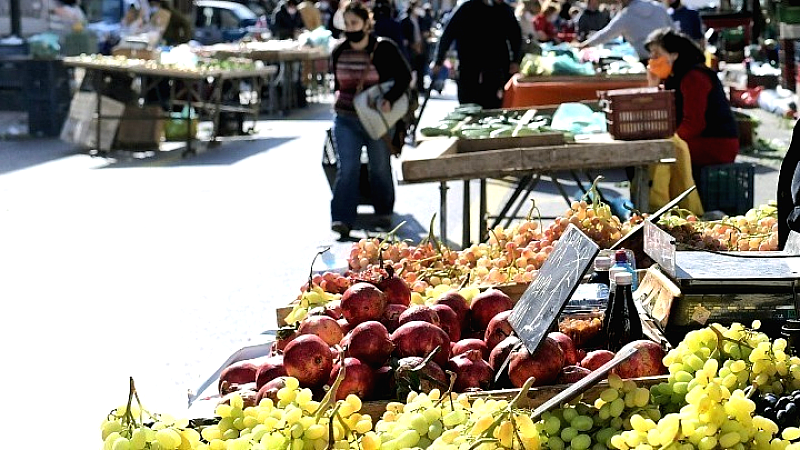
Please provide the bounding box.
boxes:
[380,99,391,113]
[647,70,661,88]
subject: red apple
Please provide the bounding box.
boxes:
[581,350,616,371]
[612,340,667,379]
[548,332,579,366]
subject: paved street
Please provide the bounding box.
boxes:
[0,80,791,448]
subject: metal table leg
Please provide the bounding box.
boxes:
[439,181,448,245]
[479,179,487,242]
[489,174,533,229]
[462,180,470,248]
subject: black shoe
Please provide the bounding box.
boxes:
[374,214,393,230]
[331,221,351,238]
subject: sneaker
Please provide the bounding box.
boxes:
[331,221,350,238]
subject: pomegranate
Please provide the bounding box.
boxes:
[323,300,343,320]
[398,305,440,327]
[508,336,564,387]
[548,332,579,366]
[342,321,394,367]
[484,310,514,351]
[394,356,448,393]
[336,318,352,335]
[470,288,513,332]
[431,304,461,342]
[219,380,257,397]
[255,355,287,389]
[340,282,387,325]
[488,335,521,371]
[434,290,470,330]
[329,357,375,401]
[581,350,615,371]
[452,338,490,360]
[612,340,667,379]
[256,376,287,403]
[283,335,333,387]
[220,385,259,407]
[381,304,408,333]
[298,315,344,346]
[391,321,451,367]
[446,349,493,392]
[373,366,394,400]
[557,365,592,384]
[378,269,411,306]
[275,327,299,353]
[218,358,261,392]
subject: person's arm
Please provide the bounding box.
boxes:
[580,8,626,48]
[505,6,522,63]
[330,43,344,93]
[374,39,413,103]
[676,70,711,141]
[434,3,463,65]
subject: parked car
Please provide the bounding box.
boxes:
[194,0,260,45]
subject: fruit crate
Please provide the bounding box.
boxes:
[696,162,755,216]
[598,88,676,140]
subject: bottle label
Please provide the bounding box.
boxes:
[691,305,711,325]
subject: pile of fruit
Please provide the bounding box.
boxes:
[656,202,779,252]
[102,322,800,450]
[68,54,262,73]
[420,105,553,139]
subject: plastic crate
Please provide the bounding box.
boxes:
[779,5,800,24]
[598,88,676,140]
[696,163,755,216]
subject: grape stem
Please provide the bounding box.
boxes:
[525,198,543,232]
[307,247,331,293]
[325,401,343,450]
[316,364,347,422]
[434,369,458,409]
[468,377,536,449]
[709,324,755,352]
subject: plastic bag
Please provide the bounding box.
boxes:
[28,33,61,59]
[164,106,198,141]
[550,103,607,134]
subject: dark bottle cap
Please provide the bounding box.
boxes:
[615,250,628,262]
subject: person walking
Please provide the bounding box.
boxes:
[432,0,522,109]
[330,1,412,239]
[273,0,305,39]
[401,1,428,91]
[664,0,703,43]
[578,0,673,63]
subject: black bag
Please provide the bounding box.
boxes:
[322,128,372,204]
[384,87,419,157]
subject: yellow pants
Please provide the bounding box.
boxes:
[648,134,705,216]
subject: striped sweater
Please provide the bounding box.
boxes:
[331,35,412,113]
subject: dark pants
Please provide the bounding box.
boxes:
[456,66,508,109]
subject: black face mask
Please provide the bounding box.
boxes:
[345,30,366,42]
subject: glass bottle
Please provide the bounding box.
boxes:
[604,271,644,352]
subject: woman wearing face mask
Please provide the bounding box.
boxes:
[645,28,738,173]
[329,1,412,239]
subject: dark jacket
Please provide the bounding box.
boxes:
[670,6,703,41]
[576,9,610,41]
[666,65,737,140]
[434,0,522,70]
[162,5,193,46]
[374,16,406,58]
[779,121,800,249]
[272,2,304,39]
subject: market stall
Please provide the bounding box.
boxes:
[502,73,648,108]
[62,55,277,156]
[194,41,331,115]
[400,133,674,247]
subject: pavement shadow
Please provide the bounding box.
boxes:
[333,213,428,243]
[0,138,84,176]
[92,136,296,168]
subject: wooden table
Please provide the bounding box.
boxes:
[502,73,648,108]
[400,134,675,247]
[63,57,277,156]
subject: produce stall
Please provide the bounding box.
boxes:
[502,73,649,108]
[401,133,674,247]
[62,55,277,156]
[194,41,331,115]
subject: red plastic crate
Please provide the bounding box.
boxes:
[598,87,677,140]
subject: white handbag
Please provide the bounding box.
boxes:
[353,80,410,140]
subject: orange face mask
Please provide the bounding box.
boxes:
[647,55,672,80]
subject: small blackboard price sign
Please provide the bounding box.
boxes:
[509,224,600,356]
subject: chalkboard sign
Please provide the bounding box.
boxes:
[644,221,676,278]
[509,224,600,355]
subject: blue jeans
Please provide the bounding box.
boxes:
[331,113,395,226]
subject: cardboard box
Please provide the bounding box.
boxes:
[111,47,159,60]
[115,105,164,149]
[60,92,125,151]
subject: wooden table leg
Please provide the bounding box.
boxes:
[632,165,650,212]
[439,181,448,245]
[462,180,470,249]
[479,179,487,242]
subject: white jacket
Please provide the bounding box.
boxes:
[582,0,674,59]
